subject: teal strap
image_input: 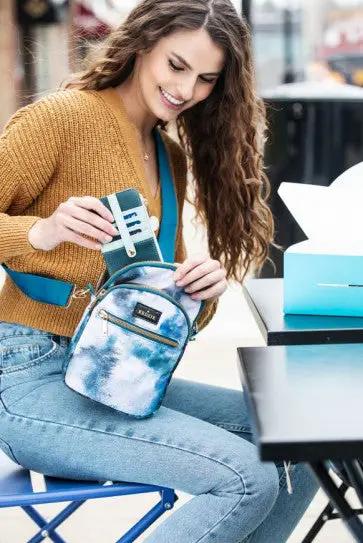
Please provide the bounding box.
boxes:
[155,129,178,262]
[2,128,180,307]
[2,264,75,307]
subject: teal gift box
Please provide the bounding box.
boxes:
[278,162,363,317]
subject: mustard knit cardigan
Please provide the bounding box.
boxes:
[0,87,217,337]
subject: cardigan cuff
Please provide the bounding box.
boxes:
[0,215,42,262]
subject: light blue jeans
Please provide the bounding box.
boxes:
[0,322,318,542]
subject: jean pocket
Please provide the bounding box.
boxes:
[0,436,20,465]
[0,335,59,374]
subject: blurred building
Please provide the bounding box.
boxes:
[1,1,154,130]
[252,2,304,90]
[2,0,363,131]
[1,1,18,129]
[1,0,70,129]
[319,6,363,86]
[1,0,245,131]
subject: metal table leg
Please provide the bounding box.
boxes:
[344,460,363,506]
[309,461,363,543]
[301,498,335,543]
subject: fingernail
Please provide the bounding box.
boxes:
[105,236,113,243]
[176,281,183,287]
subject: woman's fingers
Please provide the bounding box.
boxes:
[174,255,210,281]
[71,206,118,238]
[62,215,114,244]
[53,196,119,249]
[30,196,116,252]
[67,196,114,223]
[174,256,218,286]
[174,255,228,301]
[184,268,226,294]
[173,255,209,282]
[190,279,228,301]
[66,230,103,251]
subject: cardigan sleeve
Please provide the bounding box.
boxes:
[0,97,61,262]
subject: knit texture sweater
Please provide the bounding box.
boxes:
[0,87,217,337]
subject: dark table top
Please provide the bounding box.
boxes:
[244,278,363,346]
[238,345,363,462]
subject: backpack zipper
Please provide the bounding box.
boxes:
[98,309,179,348]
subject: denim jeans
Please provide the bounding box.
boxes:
[0,321,318,542]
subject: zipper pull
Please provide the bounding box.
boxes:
[190,322,199,341]
[103,318,108,336]
[98,310,109,336]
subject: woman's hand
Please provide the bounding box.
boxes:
[173,254,227,301]
[28,196,118,251]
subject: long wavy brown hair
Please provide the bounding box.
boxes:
[64,0,274,281]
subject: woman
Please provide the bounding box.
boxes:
[0,1,317,541]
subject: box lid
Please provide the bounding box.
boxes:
[278,161,363,253]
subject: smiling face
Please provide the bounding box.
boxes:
[133,28,226,122]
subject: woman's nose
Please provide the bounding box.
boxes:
[178,76,197,103]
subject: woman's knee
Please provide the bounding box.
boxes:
[252,461,280,515]
[211,455,279,512]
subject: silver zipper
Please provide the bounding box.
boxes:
[98,309,179,348]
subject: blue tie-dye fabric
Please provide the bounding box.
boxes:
[65,264,202,418]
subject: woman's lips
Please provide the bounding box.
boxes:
[159,87,184,111]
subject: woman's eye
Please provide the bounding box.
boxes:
[200,76,217,84]
[169,60,184,72]
[168,59,216,84]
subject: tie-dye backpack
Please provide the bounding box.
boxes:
[64,132,204,418]
[63,261,204,418]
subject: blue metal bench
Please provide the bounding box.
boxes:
[0,451,177,542]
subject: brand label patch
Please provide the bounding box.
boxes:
[133,303,162,325]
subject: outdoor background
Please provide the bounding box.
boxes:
[2,0,363,129]
[1,1,363,541]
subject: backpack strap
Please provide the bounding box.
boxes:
[1,264,83,307]
[155,129,178,262]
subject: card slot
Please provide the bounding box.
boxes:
[126,220,141,228]
[124,211,137,220]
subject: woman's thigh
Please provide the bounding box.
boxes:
[162,378,254,440]
[0,374,276,500]
[0,321,276,500]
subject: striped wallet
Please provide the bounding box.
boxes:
[99,188,163,276]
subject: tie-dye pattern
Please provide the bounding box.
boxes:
[114,263,202,322]
[64,263,203,418]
